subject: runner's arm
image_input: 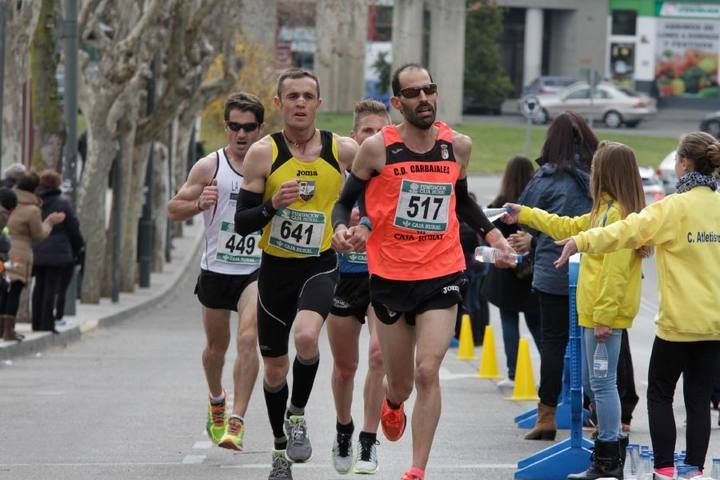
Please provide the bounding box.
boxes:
[167,155,215,222]
[234,138,277,235]
[331,134,382,230]
[452,132,513,253]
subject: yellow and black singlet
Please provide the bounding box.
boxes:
[260,130,343,258]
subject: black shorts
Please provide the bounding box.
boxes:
[370,271,465,326]
[194,269,259,311]
[257,250,338,357]
[330,273,370,323]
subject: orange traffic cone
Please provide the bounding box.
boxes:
[507,338,539,401]
[456,314,477,360]
[477,325,501,379]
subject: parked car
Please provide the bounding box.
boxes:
[639,166,665,204]
[529,82,657,127]
[522,75,578,97]
[700,111,720,139]
[657,150,678,194]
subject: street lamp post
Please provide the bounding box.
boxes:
[0,0,7,168]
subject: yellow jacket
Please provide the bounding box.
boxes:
[574,188,720,342]
[519,194,641,329]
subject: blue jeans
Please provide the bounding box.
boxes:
[583,327,622,442]
[499,309,542,379]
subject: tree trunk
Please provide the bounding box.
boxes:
[29,0,65,171]
[120,142,150,292]
[77,109,116,303]
[152,141,168,272]
[1,1,40,169]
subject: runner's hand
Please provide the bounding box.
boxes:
[485,228,516,269]
[346,224,369,252]
[331,225,353,253]
[553,237,578,268]
[272,179,300,209]
[350,207,361,226]
[198,179,218,211]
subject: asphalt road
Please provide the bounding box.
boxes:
[1,179,718,480]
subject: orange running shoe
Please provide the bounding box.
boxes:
[380,397,406,442]
[400,466,425,479]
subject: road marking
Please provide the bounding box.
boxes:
[192,441,213,449]
[220,463,517,470]
[182,456,206,464]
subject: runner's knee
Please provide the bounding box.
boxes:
[334,357,359,382]
[368,344,384,372]
[415,360,440,389]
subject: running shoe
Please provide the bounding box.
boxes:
[400,470,423,480]
[285,415,312,463]
[354,437,379,474]
[218,415,245,451]
[380,398,406,442]
[331,432,353,474]
[206,393,227,444]
[268,450,293,480]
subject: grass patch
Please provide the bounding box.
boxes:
[201,111,678,173]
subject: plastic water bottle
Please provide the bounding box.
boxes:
[711,457,720,480]
[474,246,523,267]
[624,445,637,480]
[592,342,609,378]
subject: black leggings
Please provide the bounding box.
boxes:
[0,281,25,316]
[648,337,720,470]
[537,291,569,407]
[32,266,67,331]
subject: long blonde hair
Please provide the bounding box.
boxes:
[590,141,652,257]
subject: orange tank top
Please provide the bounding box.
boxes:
[364,122,465,281]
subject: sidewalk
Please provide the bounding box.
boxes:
[0,220,204,361]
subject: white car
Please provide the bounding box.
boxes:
[639,166,665,205]
[657,151,678,194]
[530,82,657,128]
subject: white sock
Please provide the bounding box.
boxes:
[210,391,225,403]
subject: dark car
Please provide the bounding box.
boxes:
[700,111,720,138]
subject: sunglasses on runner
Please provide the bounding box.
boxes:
[399,83,437,98]
[227,121,259,133]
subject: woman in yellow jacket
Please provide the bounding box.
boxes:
[505,141,649,479]
[555,132,720,480]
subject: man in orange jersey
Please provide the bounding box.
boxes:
[331,64,514,480]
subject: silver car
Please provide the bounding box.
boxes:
[658,150,678,194]
[531,82,657,128]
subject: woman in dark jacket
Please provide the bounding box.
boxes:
[482,156,542,387]
[32,170,84,332]
[519,112,596,440]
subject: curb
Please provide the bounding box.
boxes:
[0,221,204,361]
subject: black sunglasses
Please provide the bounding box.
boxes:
[400,83,437,98]
[227,121,259,133]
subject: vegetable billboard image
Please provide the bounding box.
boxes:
[655,18,720,97]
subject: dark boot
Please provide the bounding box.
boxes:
[567,440,622,480]
[619,436,629,469]
[525,403,557,440]
[2,315,23,342]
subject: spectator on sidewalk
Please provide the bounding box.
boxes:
[517,111,596,441]
[555,131,720,479]
[1,172,64,341]
[482,155,541,388]
[32,170,84,332]
[1,163,26,188]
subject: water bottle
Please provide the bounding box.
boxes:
[711,457,720,480]
[592,342,609,378]
[474,246,523,267]
[624,445,637,480]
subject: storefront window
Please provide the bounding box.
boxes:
[612,10,637,36]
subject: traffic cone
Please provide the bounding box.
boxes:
[456,314,477,360]
[508,338,539,401]
[477,325,501,378]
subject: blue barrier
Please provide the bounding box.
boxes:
[515,254,593,479]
